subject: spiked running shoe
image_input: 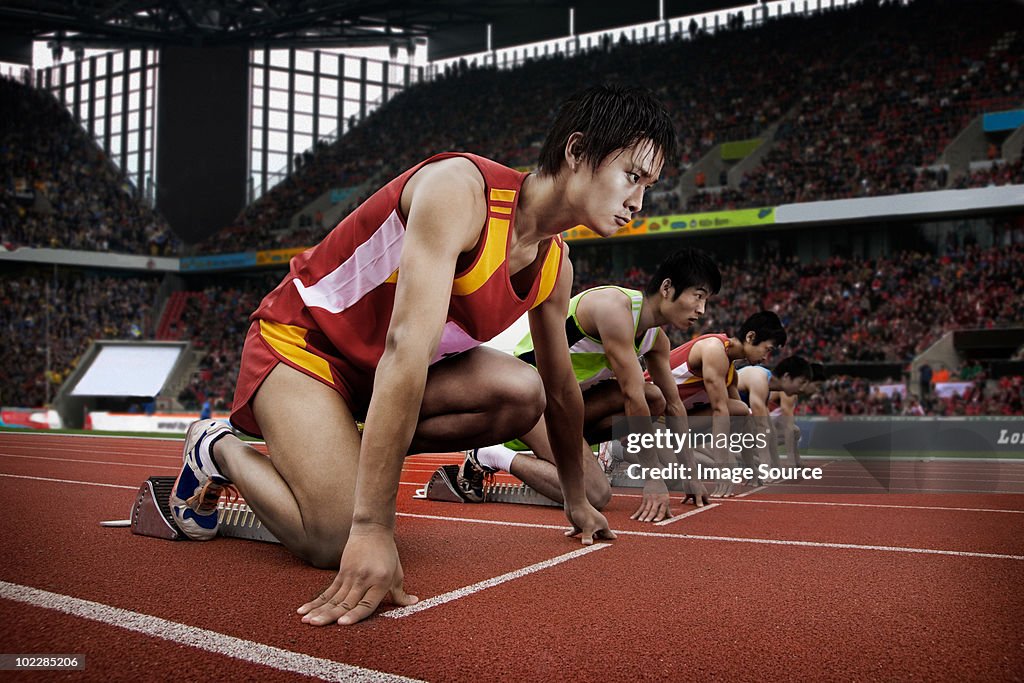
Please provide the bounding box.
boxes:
[456,448,497,503]
[169,419,236,540]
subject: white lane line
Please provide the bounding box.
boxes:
[398,511,566,531]
[395,512,1024,561]
[382,544,609,619]
[735,486,765,498]
[764,483,1024,494]
[0,471,423,491]
[724,498,1024,514]
[9,475,1021,561]
[809,473,1024,484]
[0,581,421,682]
[0,453,179,470]
[654,503,719,526]
[0,473,138,490]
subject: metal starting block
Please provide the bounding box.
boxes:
[130,476,184,540]
[484,481,560,507]
[413,464,561,507]
[128,476,280,544]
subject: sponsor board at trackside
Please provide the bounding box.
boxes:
[85,412,231,434]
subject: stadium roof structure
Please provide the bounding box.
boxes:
[0,0,750,59]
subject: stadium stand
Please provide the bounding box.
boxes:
[0,268,160,407]
[1,0,1021,420]
[0,76,179,255]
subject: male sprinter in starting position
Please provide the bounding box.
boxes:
[168,85,678,625]
[459,248,722,522]
[736,355,813,474]
[659,311,788,497]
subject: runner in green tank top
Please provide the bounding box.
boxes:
[458,248,722,522]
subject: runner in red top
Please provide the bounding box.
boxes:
[650,311,788,498]
[169,85,677,626]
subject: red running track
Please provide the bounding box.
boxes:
[1,431,1023,681]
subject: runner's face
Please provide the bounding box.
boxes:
[747,340,776,364]
[578,140,664,237]
[780,375,809,396]
[661,285,710,329]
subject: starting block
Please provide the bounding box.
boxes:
[128,476,280,544]
[414,463,561,507]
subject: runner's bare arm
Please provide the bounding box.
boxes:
[301,158,485,626]
[529,254,615,544]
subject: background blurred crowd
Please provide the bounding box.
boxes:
[1,0,1022,420]
[1,0,1021,256]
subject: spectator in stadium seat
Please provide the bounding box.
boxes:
[169,85,678,626]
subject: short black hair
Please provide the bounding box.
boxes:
[738,311,787,347]
[537,84,678,176]
[645,248,722,299]
[773,355,813,381]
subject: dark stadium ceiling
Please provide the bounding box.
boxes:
[0,0,750,52]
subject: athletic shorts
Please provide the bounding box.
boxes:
[229,319,372,437]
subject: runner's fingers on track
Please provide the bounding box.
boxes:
[683,482,708,507]
[301,576,357,625]
[336,584,391,626]
[565,506,617,545]
[297,576,346,616]
[630,493,671,522]
[388,558,418,609]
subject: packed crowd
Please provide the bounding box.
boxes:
[172,277,278,412]
[800,372,1023,417]
[578,242,1024,364]
[0,77,178,255]
[685,0,1023,212]
[202,0,1023,252]
[4,235,1021,418]
[2,1,1019,256]
[0,269,160,407]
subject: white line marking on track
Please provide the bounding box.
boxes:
[0,471,429,491]
[725,498,1024,514]
[9,474,1022,561]
[383,544,609,618]
[765,483,1024,494]
[654,503,719,526]
[0,581,421,682]
[735,486,765,498]
[0,473,137,489]
[395,513,1024,561]
[0,452,179,470]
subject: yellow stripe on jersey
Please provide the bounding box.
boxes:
[491,205,512,215]
[384,269,398,284]
[529,239,563,309]
[452,216,509,296]
[680,361,736,384]
[489,188,517,203]
[259,320,333,384]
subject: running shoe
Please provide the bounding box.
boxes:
[169,419,236,540]
[456,448,496,503]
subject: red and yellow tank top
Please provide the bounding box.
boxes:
[661,333,734,400]
[251,152,564,373]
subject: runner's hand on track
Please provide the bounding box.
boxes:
[682,480,710,507]
[564,501,616,545]
[710,480,735,498]
[298,525,417,626]
[631,479,672,522]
